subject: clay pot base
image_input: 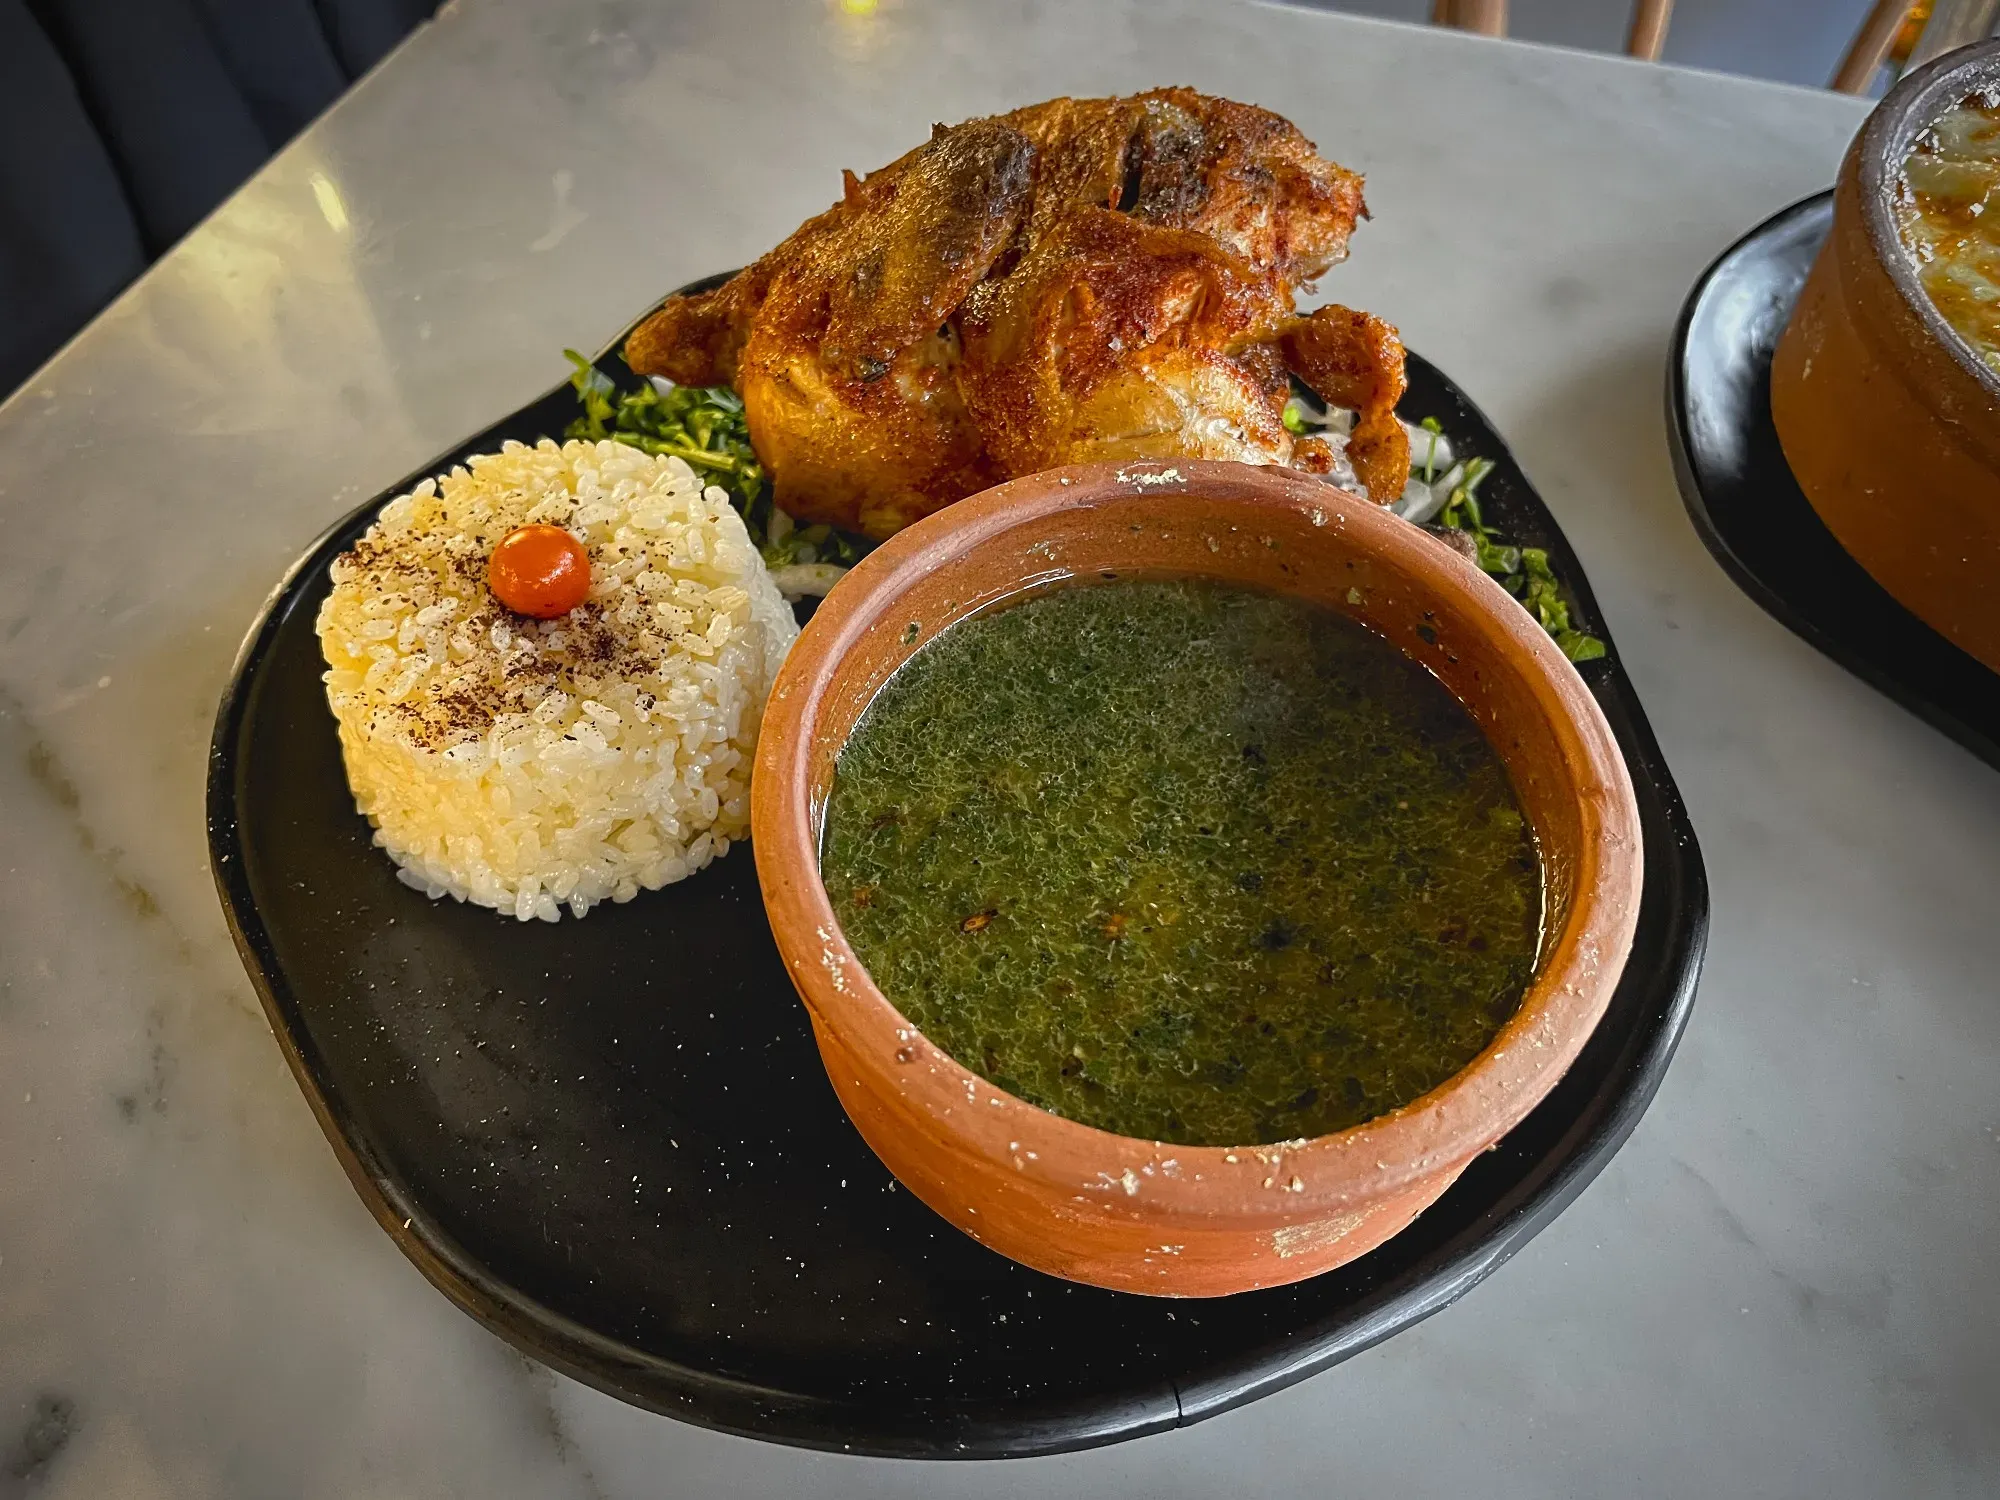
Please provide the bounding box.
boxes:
[211,303,1708,1454]
[1670,192,2000,771]
[757,457,1648,1297]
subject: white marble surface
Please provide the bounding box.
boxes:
[2,1,1996,1494]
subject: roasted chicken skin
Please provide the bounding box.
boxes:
[625,89,1409,537]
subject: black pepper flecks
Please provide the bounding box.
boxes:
[323,463,749,753]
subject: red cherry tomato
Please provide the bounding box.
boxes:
[488,524,591,618]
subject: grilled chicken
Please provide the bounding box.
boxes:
[625,89,1409,537]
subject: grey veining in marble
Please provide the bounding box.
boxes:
[2,1,1996,1495]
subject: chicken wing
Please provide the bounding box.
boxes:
[1280,304,1411,505]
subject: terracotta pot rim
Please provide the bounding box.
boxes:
[752,460,1642,1224]
[1852,36,2000,407]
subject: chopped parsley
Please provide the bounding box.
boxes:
[559,351,1601,653]
[562,350,866,570]
[1435,460,1606,663]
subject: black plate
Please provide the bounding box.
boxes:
[209,289,1708,1459]
[1667,192,2000,770]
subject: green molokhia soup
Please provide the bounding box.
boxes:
[821,577,1542,1147]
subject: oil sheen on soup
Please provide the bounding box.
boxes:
[820,577,1544,1147]
[1899,90,2000,371]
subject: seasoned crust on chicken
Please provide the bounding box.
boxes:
[1280,303,1411,504]
[956,208,1296,473]
[994,89,1366,284]
[624,88,1408,536]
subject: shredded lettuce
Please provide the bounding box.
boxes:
[1419,415,1443,484]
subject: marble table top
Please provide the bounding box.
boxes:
[3,1,1995,1494]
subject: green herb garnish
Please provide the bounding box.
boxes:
[1435,456,1606,663]
[562,350,868,570]
[562,351,1599,642]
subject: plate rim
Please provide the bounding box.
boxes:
[1664,188,2000,772]
[208,296,1710,1458]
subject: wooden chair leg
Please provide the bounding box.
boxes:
[1833,0,1915,94]
[1436,0,1507,37]
[1625,0,1674,60]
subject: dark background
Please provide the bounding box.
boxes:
[0,0,438,397]
[0,0,1886,402]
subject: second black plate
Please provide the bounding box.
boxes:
[209,297,1708,1458]
[1667,191,2000,770]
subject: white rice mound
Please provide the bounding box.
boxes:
[315,438,799,922]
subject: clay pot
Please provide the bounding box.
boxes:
[752,459,1642,1297]
[1771,39,2000,673]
